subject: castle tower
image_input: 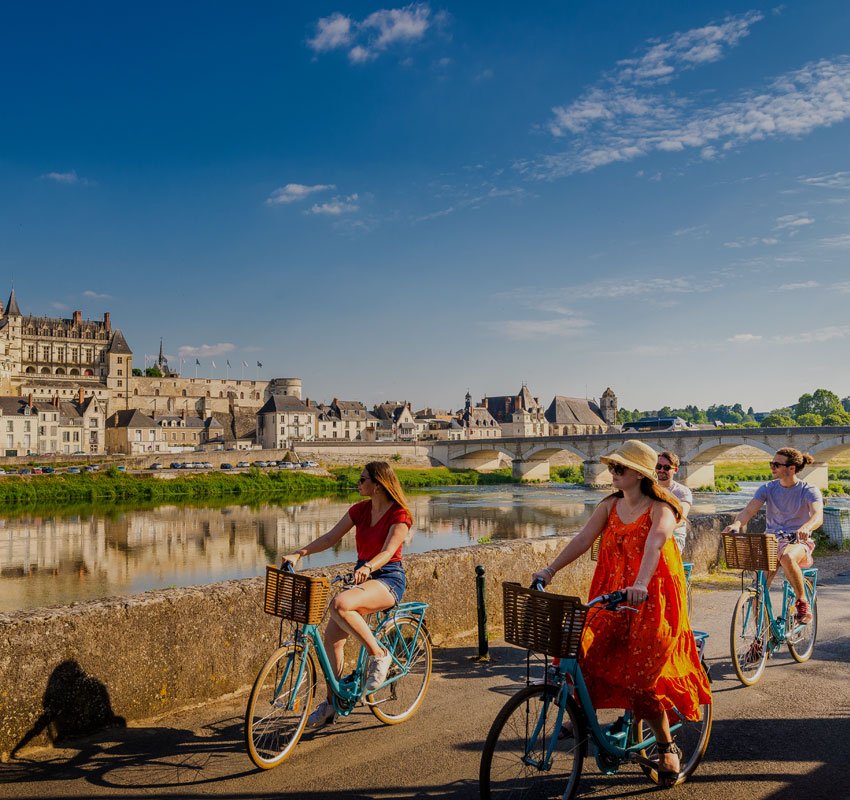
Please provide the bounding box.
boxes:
[105,329,133,410]
[600,387,618,426]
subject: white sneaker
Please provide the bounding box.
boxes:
[307,700,334,728]
[364,649,392,692]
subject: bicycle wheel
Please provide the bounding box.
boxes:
[480,683,586,800]
[730,591,768,686]
[786,578,817,663]
[368,616,432,724]
[632,691,712,785]
[245,644,316,769]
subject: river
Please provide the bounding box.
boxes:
[2,482,847,612]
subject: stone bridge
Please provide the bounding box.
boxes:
[429,426,850,488]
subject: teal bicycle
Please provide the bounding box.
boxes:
[479,582,712,799]
[245,564,432,769]
[725,532,818,686]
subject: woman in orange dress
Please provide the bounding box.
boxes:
[532,440,711,786]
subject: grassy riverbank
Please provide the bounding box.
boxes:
[0,465,520,508]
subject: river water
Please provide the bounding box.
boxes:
[2,483,847,612]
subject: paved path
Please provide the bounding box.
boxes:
[2,565,849,800]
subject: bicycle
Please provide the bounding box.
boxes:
[724,532,818,686]
[479,582,712,799]
[244,563,432,769]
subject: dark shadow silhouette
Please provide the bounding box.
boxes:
[12,660,126,756]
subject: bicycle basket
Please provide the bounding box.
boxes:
[722,533,778,572]
[263,567,330,624]
[502,582,587,659]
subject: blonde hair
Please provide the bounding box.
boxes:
[364,461,410,513]
[776,447,814,473]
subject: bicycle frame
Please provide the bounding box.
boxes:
[273,600,428,716]
[742,567,817,650]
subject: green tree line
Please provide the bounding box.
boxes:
[617,388,850,428]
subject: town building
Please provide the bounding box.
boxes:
[544,396,609,435]
[481,385,549,437]
[459,392,502,439]
[105,409,167,454]
[370,401,418,441]
[256,395,317,449]
[316,399,370,440]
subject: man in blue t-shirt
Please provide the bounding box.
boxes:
[723,448,823,624]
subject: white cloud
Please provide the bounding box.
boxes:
[774,213,814,231]
[51,302,70,311]
[819,233,850,247]
[833,281,850,293]
[497,317,593,340]
[723,237,779,248]
[672,224,709,238]
[308,193,360,215]
[526,52,850,179]
[307,12,353,53]
[728,333,763,342]
[799,170,850,190]
[266,183,335,205]
[775,281,819,291]
[178,343,236,358]
[308,3,436,63]
[775,325,850,344]
[40,170,92,186]
[82,290,112,300]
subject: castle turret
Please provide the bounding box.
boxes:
[600,387,618,426]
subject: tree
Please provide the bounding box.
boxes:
[132,368,143,376]
[795,413,823,427]
[795,389,843,419]
[842,397,850,413]
[761,414,797,428]
[823,411,850,426]
[145,367,163,378]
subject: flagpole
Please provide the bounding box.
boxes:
[195,360,199,379]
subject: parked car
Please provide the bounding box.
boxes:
[253,460,268,468]
[237,461,250,468]
[302,460,319,468]
[66,466,81,474]
[31,467,43,475]
[0,468,6,476]
[202,462,213,469]
[149,463,164,470]
[18,468,31,475]
[116,465,126,472]
[170,462,183,469]
[42,466,55,474]
[220,463,234,470]
[84,465,98,473]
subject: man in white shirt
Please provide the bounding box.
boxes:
[656,451,692,553]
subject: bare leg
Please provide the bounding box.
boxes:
[645,714,679,774]
[330,581,395,657]
[779,544,808,600]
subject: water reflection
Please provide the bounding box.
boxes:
[1,483,845,612]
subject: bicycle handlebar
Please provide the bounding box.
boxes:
[280,560,356,587]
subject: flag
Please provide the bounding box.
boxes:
[226,360,231,368]
[257,361,263,368]
[242,360,248,368]
[211,360,217,369]
[195,358,200,366]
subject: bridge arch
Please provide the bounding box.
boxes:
[681,438,776,464]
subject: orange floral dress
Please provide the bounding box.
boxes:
[580,501,712,721]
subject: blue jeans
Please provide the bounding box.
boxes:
[356,559,406,604]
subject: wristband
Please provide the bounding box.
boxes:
[364,562,373,572]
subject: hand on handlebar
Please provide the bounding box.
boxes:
[281,553,301,571]
[722,521,742,534]
[353,564,372,585]
[624,582,648,606]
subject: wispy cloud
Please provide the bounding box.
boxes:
[51,302,70,311]
[799,171,850,190]
[728,333,763,342]
[775,325,850,344]
[495,317,593,340]
[308,4,443,64]
[671,224,709,238]
[819,233,850,248]
[82,290,112,300]
[40,170,92,186]
[723,237,779,248]
[178,343,236,358]
[308,193,360,215]
[774,281,819,291]
[520,8,850,181]
[266,183,335,205]
[833,281,850,293]
[774,213,814,231]
[415,184,529,222]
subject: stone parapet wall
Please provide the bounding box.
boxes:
[0,511,736,757]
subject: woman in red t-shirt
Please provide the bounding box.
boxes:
[282,460,413,728]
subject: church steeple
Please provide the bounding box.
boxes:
[4,288,21,317]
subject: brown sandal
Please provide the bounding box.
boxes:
[656,740,682,788]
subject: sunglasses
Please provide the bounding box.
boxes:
[655,464,673,472]
[607,463,627,476]
[769,461,790,469]
[358,475,369,484]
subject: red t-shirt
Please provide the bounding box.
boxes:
[348,500,412,563]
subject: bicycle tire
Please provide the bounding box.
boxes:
[245,644,316,769]
[730,591,768,686]
[631,676,712,786]
[367,616,432,725]
[480,683,586,800]
[786,578,817,663]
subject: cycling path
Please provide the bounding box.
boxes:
[2,555,849,800]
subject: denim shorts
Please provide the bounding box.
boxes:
[357,559,406,604]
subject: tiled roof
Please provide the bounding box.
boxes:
[545,396,606,426]
[4,289,21,317]
[107,409,157,428]
[107,330,133,355]
[258,395,315,415]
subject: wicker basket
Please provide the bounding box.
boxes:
[502,582,587,659]
[822,507,850,546]
[263,567,331,624]
[723,533,779,572]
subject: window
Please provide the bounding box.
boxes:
[24,434,31,447]
[6,434,12,448]
[62,432,70,442]
[73,431,79,442]
[135,430,142,441]
[90,418,98,428]
[118,357,123,364]
[117,369,122,376]
[43,347,50,360]
[58,347,65,361]
[27,346,34,361]
[24,421,31,431]
[71,348,77,361]
[5,421,11,432]
[85,348,92,361]
[39,426,46,436]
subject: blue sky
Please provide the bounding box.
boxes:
[2,1,849,413]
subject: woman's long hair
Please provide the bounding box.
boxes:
[605,477,683,521]
[364,461,410,513]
